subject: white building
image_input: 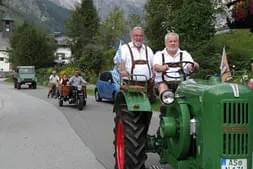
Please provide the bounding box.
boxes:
[54,47,72,64]
[0,32,11,72]
[0,14,14,72]
[54,34,73,65]
[0,49,9,71]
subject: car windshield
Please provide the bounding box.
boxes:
[19,68,35,74]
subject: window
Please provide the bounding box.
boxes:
[100,72,111,81]
[18,68,35,74]
[55,53,65,59]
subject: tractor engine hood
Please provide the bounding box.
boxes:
[177,78,252,99]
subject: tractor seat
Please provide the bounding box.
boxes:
[120,85,145,91]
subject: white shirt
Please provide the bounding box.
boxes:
[153,48,194,83]
[121,42,154,81]
[49,74,59,84]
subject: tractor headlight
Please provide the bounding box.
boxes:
[160,90,175,104]
[77,85,82,90]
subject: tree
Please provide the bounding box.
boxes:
[144,0,173,51]
[98,6,126,48]
[65,0,100,60]
[10,21,57,68]
[127,14,143,32]
[144,0,216,51]
[168,0,216,51]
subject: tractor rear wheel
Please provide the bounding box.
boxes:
[114,95,152,169]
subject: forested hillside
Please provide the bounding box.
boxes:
[1,0,71,32]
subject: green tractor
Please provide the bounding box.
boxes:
[113,61,253,169]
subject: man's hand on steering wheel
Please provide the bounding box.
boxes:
[187,62,199,73]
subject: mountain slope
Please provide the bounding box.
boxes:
[3,0,146,32]
[6,0,71,32]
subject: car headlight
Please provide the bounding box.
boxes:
[160,90,175,104]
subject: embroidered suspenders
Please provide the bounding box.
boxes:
[126,44,151,80]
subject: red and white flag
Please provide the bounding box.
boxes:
[220,47,231,82]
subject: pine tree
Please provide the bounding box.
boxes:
[65,0,100,60]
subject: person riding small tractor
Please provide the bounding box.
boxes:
[113,61,253,169]
[58,83,87,110]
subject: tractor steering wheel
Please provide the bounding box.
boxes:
[163,61,195,80]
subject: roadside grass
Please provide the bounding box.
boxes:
[4,78,13,83]
[87,89,94,96]
[213,29,253,56]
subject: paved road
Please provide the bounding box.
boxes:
[0,79,105,169]
[1,79,172,169]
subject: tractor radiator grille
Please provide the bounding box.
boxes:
[222,102,249,155]
[223,102,248,124]
[223,133,248,155]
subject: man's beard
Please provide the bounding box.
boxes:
[166,47,178,52]
[133,41,142,48]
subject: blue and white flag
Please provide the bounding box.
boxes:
[113,41,122,64]
[112,66,120,84]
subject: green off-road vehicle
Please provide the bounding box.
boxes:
[13,66,37,89]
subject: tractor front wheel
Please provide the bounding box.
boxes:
[77,97,84,110]
[114,97,152,169]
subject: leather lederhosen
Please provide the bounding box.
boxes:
[127,44,151,81]
[126,44,154,99]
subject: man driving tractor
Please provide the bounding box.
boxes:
[153,32,199,95]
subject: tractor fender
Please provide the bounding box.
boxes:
[113,91,152,112]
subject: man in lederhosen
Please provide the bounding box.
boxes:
[120,26,154,99]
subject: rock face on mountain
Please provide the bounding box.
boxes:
[3,0,147,32]
[7,0,146,19]
[48,0,146,10]
[48,0,79,9]
[48,0,147,19]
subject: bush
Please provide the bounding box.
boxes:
[36,63,99,86]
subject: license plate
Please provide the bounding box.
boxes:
[221,158,247,169]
